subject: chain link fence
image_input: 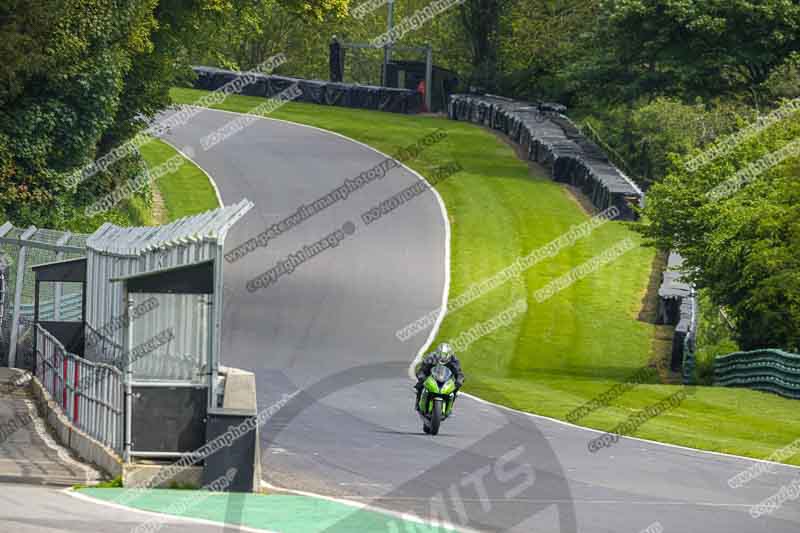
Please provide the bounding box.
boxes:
[0,223,88,369]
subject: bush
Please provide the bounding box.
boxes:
[694,291,740,384]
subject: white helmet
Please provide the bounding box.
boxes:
[437,343,454,364]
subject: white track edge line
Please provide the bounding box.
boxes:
[260,480,473,532]
[176,104,451,378]
[159,138,224,208]
[187,106,800,473]
[461,392,800,470]
[62,488,278,533]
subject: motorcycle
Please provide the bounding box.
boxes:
[416,363,457,435]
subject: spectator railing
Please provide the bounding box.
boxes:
[35,324,124,452]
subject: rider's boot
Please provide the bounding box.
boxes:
[414,382,423,412]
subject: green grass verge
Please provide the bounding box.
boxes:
[169,87,800,466]
[64,192,153,233]
[139,138,220,220]
[73,476,123,490]
[65,138,216,231]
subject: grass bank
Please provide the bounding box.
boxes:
[168,87,800,465]
[139,138,220,220]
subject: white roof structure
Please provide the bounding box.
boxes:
[83,199,254,401]
[87,199,253,256]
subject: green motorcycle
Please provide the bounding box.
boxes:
[417,363,457,435]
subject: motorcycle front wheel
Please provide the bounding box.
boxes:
[430,398,443,435]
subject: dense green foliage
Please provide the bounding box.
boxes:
[0,0,347,229]
[574,0,800,102]
[191,0,799,181]
[694,289,739,385]
[0,0,155,226]
[566,0,800,187]
[642,111,800,352]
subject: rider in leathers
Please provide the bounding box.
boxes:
[414,343,465,410]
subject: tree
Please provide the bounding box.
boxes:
[573,0,800,104]
[0,0,158,226]
[583,97,746,188]
[762,52,800,102]
[457,0,509,90]
[0,0,348,228]
[497,0,599,101]
[641,109,800,352]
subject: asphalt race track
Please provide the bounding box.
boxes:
[144,107,799,532]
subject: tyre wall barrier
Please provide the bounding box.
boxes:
[447,93,644,220]
[714,349,800,399]
[191,66,422,114]
[656,252,697,381]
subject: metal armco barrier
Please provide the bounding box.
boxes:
[714,349,800,400]
[36,324,124,452]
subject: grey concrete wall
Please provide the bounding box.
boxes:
[123,464,203,488]
[219,366,261,492]
[30,366,262,491]
[30,375,123,479]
